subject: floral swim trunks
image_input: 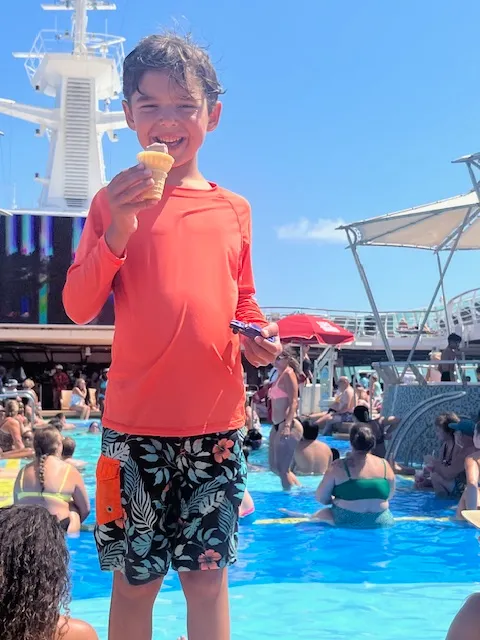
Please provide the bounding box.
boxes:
[95,427,247,585]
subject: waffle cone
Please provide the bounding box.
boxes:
[137,149,174,200]
[140,169,167,199]
[137,150,175,172]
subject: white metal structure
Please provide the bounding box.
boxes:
[0,0,127,216]
[340,153,480,379]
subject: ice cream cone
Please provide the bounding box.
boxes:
[137,143,175,200]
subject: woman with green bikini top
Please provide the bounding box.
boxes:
[312,423,396,528]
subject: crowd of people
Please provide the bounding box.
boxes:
[0,364,109,414]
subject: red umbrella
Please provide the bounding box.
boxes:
[276,314,354,346]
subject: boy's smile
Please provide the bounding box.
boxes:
[123,70,221,180]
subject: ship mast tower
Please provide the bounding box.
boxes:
[0,0,127,216]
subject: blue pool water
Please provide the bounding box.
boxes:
[66,423,480,638]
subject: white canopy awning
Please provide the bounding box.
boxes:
[340,191,480,251]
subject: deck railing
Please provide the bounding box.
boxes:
[262,306,448,342]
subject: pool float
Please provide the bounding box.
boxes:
[254,515,452,525]
[0,460,21,508]
[80,511,259,532]
[461,510,480,528]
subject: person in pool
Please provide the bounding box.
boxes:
[456,419,480,519]
[14,427,90,533]
[239,447,255,518]
[268,347,304,490]
[87,421,101,434]
[0,505,98,640]
[416,412,475,498]
[244,397,263,450]
[293,422,333,475]
[0,400,26,452]
[312,423,395,528]
[353,405,400,458]
[445,593,480,639]
[96,368,109,415]
[62,436,87,470]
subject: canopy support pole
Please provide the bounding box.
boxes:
[401,207,473,379]
[346,230,397,371]
[436,253,451,336]
[298,344,304,414]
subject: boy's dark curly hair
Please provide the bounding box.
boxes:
[0,505,71,640]
[123,32,224,111]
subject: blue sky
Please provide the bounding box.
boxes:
[1,0,480,313]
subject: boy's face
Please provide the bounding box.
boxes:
[123,70,221,169]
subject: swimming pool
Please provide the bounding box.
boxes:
[67,424,479,639]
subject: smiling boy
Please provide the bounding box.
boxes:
[62,34,280,640]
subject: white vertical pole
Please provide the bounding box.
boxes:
[73,0,88,54]
[401,206,473,378]
[437,252,451,336]
[346,231,397,368]
[298,344,304,415]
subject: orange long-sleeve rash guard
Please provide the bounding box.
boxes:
[63,183,267,437]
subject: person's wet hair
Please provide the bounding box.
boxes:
[0,505,70,640]
[62,436,76,459]
[245,429,262,450]
[48,417,64,432]
[123,33,224,112]
[435,412,460,435]
[353,405,370,423]
[55,412,65,421]
[350,423,376,453]
[302,422,319,441]
[331,447,340,461]
[242,445,251,461]
[33,428,62,494]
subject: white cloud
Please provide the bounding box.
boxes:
[276,217,346,244]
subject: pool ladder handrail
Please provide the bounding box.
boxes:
[386,388,468,466]
[0,390,38,428]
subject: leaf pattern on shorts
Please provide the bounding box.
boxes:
[197,490,226,516]
[131,531,154,558]
[217,498,236,536]
[95,428,246,585]
[131,479,157,534]
[123,456,140,499]
[99,540,127,568]
[103,441,131,462]
[187,477,228,513]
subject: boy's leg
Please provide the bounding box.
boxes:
[172,430,247,640]
[179,568,230,640]
[109,572,163,640]
[95,429,178,640]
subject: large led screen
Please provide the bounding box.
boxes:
[0,214,114,325]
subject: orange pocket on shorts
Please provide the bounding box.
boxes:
[96,455,123,526]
